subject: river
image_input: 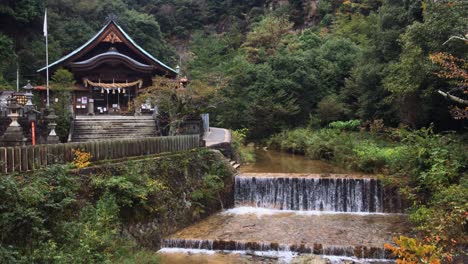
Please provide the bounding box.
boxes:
[158,150,408,263]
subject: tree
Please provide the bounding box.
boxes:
[316,94,345,124]
[50,69,74,142]
[135,76,218,136]
[430,52,468,119]
[0,33,14,90]
[242,15,293,63]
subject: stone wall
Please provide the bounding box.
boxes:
[79,148,235,249]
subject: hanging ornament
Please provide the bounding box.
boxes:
[101,87,104,94]
[112,89,116,94]
[118,88,121,93]
[106,88,110,94]
[123,88,126,94]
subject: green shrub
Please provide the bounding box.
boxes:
[268,128,313,154]
[91,163,169,218]
[267,125,467,258]
[0,149,231,263]
[329,119,361,131]
[409,184,468,256]
[190,174,225,217]
[353,142,410,173]
[232,128,256,163]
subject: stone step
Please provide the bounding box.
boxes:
[75,116,154,120]
[74,128,156,132]
[71,133,155,137]
[75,126,154,131]
[75,120,155,123]
[71,116,157,142]
[75,123,155,126]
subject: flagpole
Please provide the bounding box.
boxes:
[44,8,50,108]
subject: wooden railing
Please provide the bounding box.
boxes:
[0,135,200,173]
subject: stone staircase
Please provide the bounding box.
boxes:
[70,115,158,142]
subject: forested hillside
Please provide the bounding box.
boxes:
[0,0,466,136]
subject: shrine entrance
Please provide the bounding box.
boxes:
[83,78,142,115]
[91,86,136,114]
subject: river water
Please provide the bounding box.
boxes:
[158,150,408,263]
[240,150,350,174]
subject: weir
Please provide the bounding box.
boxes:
[235,174,405,213]
[163,238,391,259]
[159,168,408,263]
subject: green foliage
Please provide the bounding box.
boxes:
[136,76,218,135]
[231,128,256,163]
[0,33,14,90]
[0,149,232,262]
[333,13,378,47]
[49,69,74,142]
[190,174,225,217]
[268,128,313,155]
[50,69,75,91]
[268,125,467,257]
[317,95,346,124]
[353,142,410,173]
[91,163,169,220]
[329,119,361,131]
[242,15,293,63]
[1,0,464,136]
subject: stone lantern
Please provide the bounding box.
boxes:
[0,97,26,146]
[22,80,34,109]
[46,109,59,144]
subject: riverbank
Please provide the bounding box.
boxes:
[267,126,467,261]
[0,149,234,263]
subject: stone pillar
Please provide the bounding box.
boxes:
[87,98,95,115]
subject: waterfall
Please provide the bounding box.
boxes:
[162,238,391,259]
[160,172,407,263]
[235,175,403,213]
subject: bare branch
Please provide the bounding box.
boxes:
[443,35,468,45]
[437,90,468,105]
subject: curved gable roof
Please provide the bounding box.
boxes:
[37,20,177,75]
[71,51,154,72]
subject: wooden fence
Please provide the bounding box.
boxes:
[0,135,200,173]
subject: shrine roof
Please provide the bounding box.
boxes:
[37,20,177,75]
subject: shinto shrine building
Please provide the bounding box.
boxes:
[37,19,178,115]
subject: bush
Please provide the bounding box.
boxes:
[232,128,256,163]
[316,94,345,124]
[353,142,410,173]
[268,125,467,259]
[268,128,314,154]
[384,236,443,264]
[0,149,232,263]
[329,119,361,131]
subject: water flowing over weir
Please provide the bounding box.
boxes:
[235,174,405,213]
[163,238,391,259]
[159,153,408,263]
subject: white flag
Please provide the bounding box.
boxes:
[43,9,47,37]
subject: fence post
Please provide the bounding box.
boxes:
[27,146,34,171]
[21,146,28,172]
[13,147,21,172]
[1,136,203,173]
[0,147,6,173]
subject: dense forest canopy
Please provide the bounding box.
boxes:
[0,0,466,136]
